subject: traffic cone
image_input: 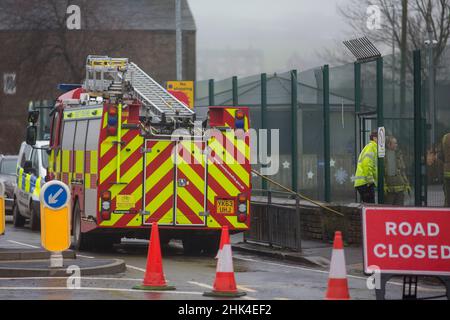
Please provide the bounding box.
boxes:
[215,224,228,259]
[133,222,175,291]
[204,226,246,297]
[325,231,350,300]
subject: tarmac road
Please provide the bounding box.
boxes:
[0,219,447,300]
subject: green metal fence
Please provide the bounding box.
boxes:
[195,48,449,207]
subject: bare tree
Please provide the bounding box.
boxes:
[337,0,450,73]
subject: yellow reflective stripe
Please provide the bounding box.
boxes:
[62,150,70,172]
[85,174,90,189]
[208,139,249,185]
[110,158,143,200]
[75,151,84,174]
[90,151,98,173]
[33,177,41,197]
[126,214,142,227]
[145,141,174,165]
[25,174,31,193]
[178,162,205,197]
[176,208,192,225]
[147,183,173,212]
[225,215,247,229]
[146,157,174,192]
[177,187,203,215]
[56,150,61,172]
[206,186,218,208]
[18,168,23,189]
[100,136,115,158]
[208,164,240,195]
[206,214,221,228]
[100,213,124,227]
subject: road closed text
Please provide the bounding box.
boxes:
[363,208,450,275]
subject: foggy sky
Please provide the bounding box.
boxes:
[188,0,355,80]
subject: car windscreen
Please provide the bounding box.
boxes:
[0,159,18,175]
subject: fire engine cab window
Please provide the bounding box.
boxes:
[62,121,76,150]
[74,120,88,150]
[51,112,60,146]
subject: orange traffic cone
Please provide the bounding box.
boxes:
[133,222,175,291]
[325,231,350,300]
[204,226,246,297]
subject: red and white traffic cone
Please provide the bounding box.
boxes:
[133,222,175,291]
[325,231,350,300]
[204,226,246,297]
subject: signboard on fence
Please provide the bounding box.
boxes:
[167,81,194,109]
[362,206,450,276]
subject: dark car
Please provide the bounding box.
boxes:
[0,155,18,214]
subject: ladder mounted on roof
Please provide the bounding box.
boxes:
[83,55,195,123]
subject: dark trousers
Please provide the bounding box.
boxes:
[356,184,375,204]
[384,192,405,206]
[445,178,450,207]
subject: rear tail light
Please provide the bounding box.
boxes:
[235,110,245,129]
[107,106,118,136]
[101,191,111,221]
[237,194,248,221]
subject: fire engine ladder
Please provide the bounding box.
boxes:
[124,62,195,122]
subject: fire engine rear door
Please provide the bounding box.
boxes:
[174,141,207,226]
[142,140,176,226]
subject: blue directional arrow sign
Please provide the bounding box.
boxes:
[42,182,69,210]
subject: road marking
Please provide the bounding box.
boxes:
[126,265,146,272]
[77,254,95,259]
[274,297,290,300]
[237,285,257,293]
[0,286,203,295]
[188,281,213,289]
[0,277,142,282]
[242,296,258,300]
[235,256,446,293]
[7,240,40,249]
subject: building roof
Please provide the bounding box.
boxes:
[0,0,196,31]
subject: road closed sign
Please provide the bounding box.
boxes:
[362,207,450,276]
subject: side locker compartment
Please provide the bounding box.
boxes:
[84,118,101,219]
[73,120,88,215]
[174,140,207,226]
[142,140,176,226]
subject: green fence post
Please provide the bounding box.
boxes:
[291,70,298,193]
[209,79,215,106]
[377,57,384,204]
[414,50,423,207]
[323,65,331,202]
[232,76,238,106]
[261,73,268,190]
[354,63,361,202]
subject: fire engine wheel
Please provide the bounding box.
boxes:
[12,200,25,228]
[71,201,91,251]
[29,203,40,232]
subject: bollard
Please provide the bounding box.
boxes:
[40,181,71,268]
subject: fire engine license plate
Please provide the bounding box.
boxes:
[217,200,235,214]
[117,195,135,210]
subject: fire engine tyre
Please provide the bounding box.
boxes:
[12,200,25,228]
[71,201,91,251]
[29,203,40,232]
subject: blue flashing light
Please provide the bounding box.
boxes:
[235,119,245,129]
[108,116,118,126]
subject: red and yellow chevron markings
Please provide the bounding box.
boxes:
[143,140,176,226]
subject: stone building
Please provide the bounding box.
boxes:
[0,0,196,154]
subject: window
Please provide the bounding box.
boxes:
[0,159,17,175]
[50,111,61,147]
[41,150,49,169]
[62,121,76,150]
[31,150,39,171]
[20,145,32,167]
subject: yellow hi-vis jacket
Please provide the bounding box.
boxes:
[443,133,450,179]
[354,141,378,188]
